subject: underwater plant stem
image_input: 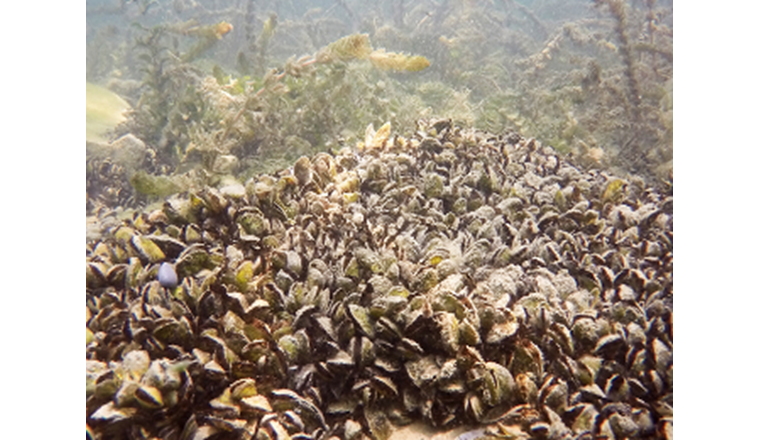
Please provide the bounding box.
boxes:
[299,58,319,68]
[222,86,266,142]
[594,0,658,175]
[221,56,319,143]
[596,0,641,121]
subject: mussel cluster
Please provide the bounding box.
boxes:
[87,155,135,211]
[86,119,673,440]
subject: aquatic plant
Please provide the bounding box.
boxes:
[86,0,672,215]
[166,20,234,63]
[123,20,236,178]
[91,26,434,209]
[368,49,431,72]
[373,0,671,178]
[221,33,430,144]
[315,33,373,63]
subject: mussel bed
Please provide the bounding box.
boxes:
[86,120,673,440]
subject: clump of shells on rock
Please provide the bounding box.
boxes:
[86,119,673,440]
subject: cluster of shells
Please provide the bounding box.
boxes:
[87,154,135,212]
[86,119,673,440]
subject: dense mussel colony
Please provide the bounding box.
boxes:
[86,120,673,440]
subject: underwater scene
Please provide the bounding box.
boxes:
[86,1,673,439]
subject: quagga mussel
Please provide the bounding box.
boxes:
[87,119,673,440]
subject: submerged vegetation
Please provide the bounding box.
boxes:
[86,0,672,212]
